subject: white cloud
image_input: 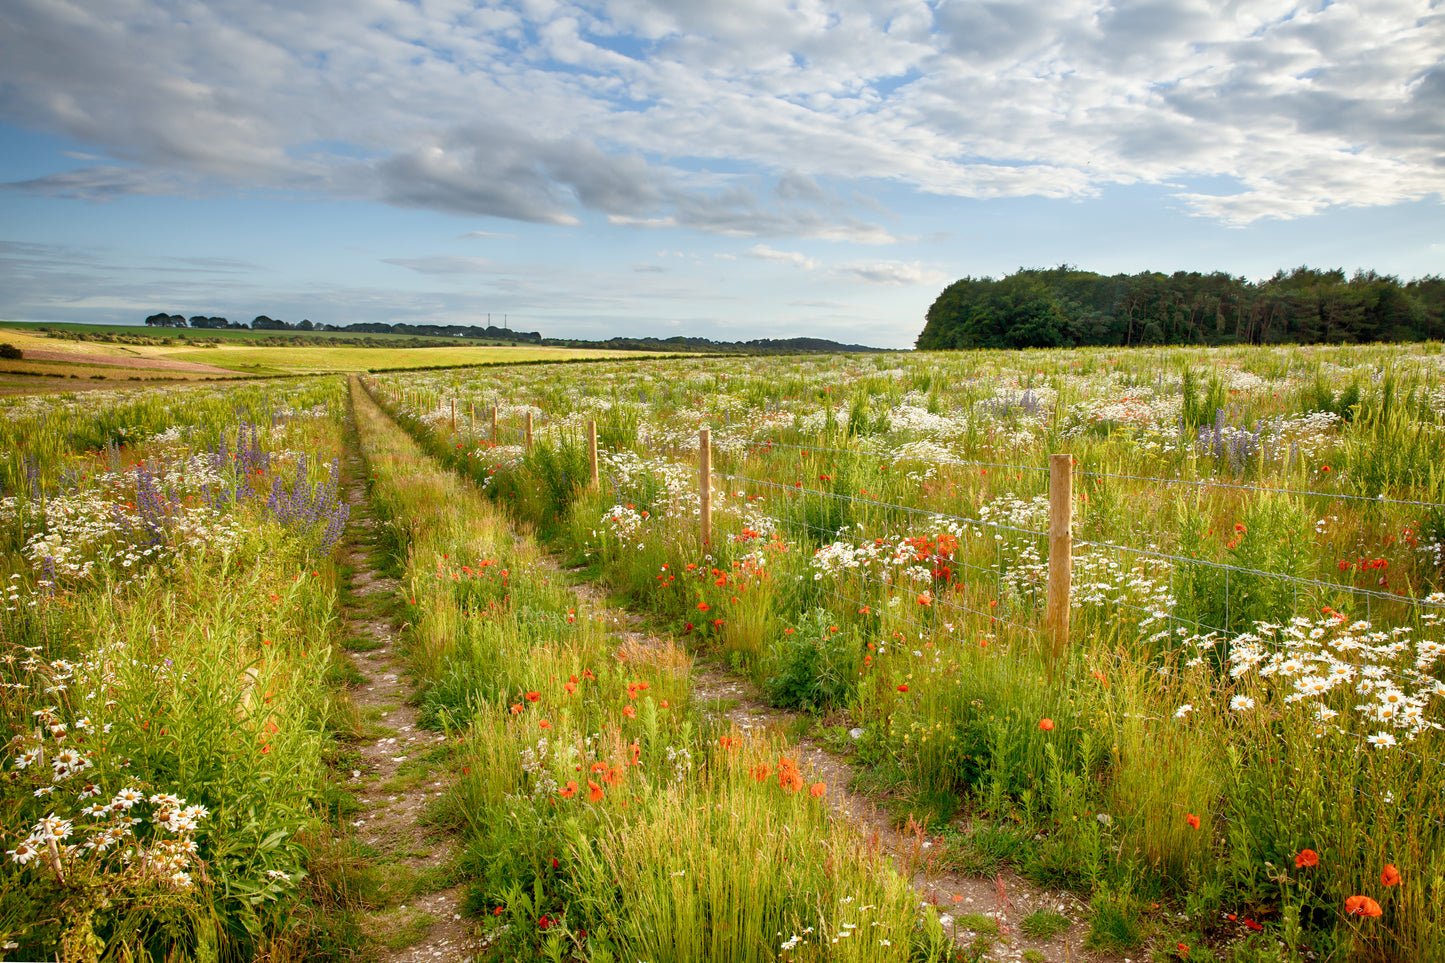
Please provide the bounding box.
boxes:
[0,0,1440,232]
[837,260,947,285]
[745,244,819,270]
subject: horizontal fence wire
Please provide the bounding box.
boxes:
[1072,469,1445,512]
[714,470,1445,612]
[729,436,1054,475]
[1074,537,1445,611]
[712,470,1052,541]
[792,574,1444,821]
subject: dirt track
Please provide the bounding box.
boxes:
[20,349,235,374]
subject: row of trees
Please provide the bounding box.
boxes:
[916,267,1445,350]
[142,313,542,342]
[144,314,244,329]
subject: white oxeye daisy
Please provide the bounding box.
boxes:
[1230,695,1255,712]
[7,839,40,865]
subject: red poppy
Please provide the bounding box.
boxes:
[810,782,826,798]
[623,705,636,719]
[525,691,540,702]
[1038,718,1055,731]
[897,684,909,693]
[560,781,578,798]
[697,602,711,611]
[587,780,604,802]
[1186,813,1201,830]
[1345,895,1383,918]
[1381,864,1401,887]
[1295,849,1319,868]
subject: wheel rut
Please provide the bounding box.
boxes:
[338,415,479,963]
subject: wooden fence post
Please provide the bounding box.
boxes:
[1046,453,1073,671]
[525,411,534,450]
[699,428,712,547]
[491,406,498,443]
[588,420,599,489]
[450,398,455,429]
[469,402,475,433]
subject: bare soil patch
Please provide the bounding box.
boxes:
[20,349,235,374]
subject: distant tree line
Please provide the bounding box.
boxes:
[916,266,1445,350]
[543,335,885,354]
[143,313,543,342]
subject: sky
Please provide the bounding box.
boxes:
[0,0,1442,349]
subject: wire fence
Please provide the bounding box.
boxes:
[372,386,1445,621]
[366,378,1445,824]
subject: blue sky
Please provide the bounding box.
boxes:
[1,0,1442,349]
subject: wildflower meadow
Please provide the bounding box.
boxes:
[2,340,1443,962]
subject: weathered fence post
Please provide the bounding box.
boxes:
[588,420,599,489]
[525,411,534,450]
[1046,453,1073,671]
[450,398,455,429]
[699,427,712,547]
[469,402,475,433]
[491,405,499,443]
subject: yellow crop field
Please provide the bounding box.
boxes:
[166,343,669,374]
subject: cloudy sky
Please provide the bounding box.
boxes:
[1,0,1441,348]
